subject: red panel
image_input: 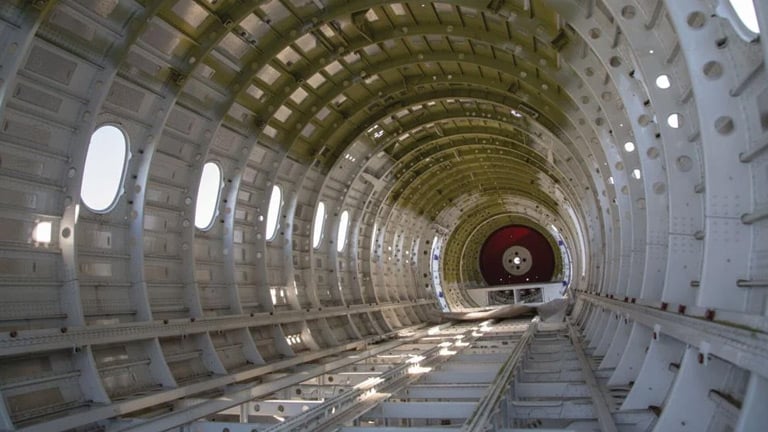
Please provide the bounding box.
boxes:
[479,225,555,285]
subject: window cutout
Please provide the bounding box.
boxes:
[336,210,349,252]
[729,0,760,34]
[194,162,222,230]
[81,125,128,212]
[312,201,326,248]
[655,74,671,89]
[33,221,52,243]
[430,235,448,311]
[266,185,282,241]
[667,113,681,129]
[624,141,636,152]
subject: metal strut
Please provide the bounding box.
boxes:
[461,322,536,431]
[567,321,618,432]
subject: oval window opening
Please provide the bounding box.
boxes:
[194,162,222,230]
[312,201,326,248]
[81,125,128,212]
[336,210,350,252]
[266,185,282,241]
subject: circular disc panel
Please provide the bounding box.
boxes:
[479,225,555,285]
[502,246,533,275]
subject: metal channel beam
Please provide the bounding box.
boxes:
[518,368,588,382]
[465,282,565,291]
[262,345,444,432]
[524,359,580,371]
[440,362,507,372]
[18,326,432,432]
[461,323,535,431]
[453,352,511,362]
[403,384,488,399]
[263,325,492,432]
[581,292,768,378]
[508,399,595,419]
[567,321,618,432]
[214,400,324,417]
[0,300,434,357]
[365,401,477,419]
[311,393,392,432]
[420,370,501,384]
[108,343,408,432]
[514,382,590,398]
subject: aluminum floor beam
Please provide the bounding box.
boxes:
[259,324,486,432]
[18,325,434,432]
[366,401,477,419]
[567,321,618,432]
[465,282,565,292]
[461,323,536,431]
[400,384,488,399]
